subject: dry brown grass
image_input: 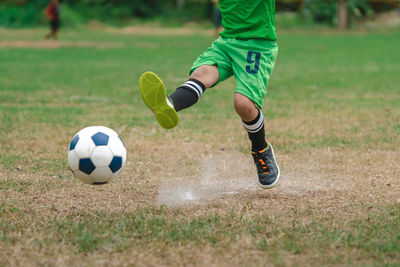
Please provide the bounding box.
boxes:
[1,115,399,266]
[1,26,399,266]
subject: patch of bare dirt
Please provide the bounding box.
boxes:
[0,41,123,49]
[2,112,399,216]
[156,151,257,206]
[106,25,213,36]
[157,147,400,207]
[369,10,400,27]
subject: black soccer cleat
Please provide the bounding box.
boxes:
[251,143,280,189]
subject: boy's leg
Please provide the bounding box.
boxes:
[169,65,219,112]
[234,93,280,189]
[228,39,279,189]
[139,65,219,129]
[139,37,231,128]
[234,93,267,151]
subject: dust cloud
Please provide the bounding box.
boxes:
[156,150,349,207]
[156,152,258,206]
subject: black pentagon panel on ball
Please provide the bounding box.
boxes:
[109,156,122,173]
[91,132,109,146]
[69,135,80,151]
[79,158,96,174]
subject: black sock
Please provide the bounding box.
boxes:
[242,109,268,151]
[169,79,205,112]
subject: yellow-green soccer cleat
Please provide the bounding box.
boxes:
[139,72,179,129]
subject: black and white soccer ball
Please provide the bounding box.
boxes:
[68,126,127,184]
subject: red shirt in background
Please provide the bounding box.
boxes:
[45,4,59,20]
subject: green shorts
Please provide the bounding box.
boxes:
[190,37,278,109]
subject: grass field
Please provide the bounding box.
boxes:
[0,25,400,266]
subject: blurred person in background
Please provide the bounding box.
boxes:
[212,0,223,38]
[44,0,60,40]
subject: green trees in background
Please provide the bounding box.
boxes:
[0,0,47,27]
[0,0,214,27]
[301,0,373,26]
[0,0,382,28]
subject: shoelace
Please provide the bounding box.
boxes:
[253,151,270,174]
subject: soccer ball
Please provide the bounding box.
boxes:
[68,126,127,184]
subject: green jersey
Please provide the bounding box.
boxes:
[219,0,277,40]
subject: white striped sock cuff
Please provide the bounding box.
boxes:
[243,112,264,133]
[180,80,204,99]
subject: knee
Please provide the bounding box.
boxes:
[190,67,207,80]
[189,65,219,88]
[234,99,252,117]
[234,94,258,121]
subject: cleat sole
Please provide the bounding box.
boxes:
[139,72,179,129]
